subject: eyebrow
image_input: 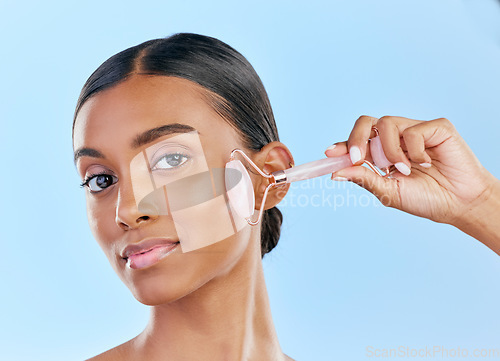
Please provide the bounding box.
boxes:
[131,123,197,149]
[73,123,198,164]
[73,148,105,164]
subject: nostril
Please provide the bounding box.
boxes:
[115,196,158,230]
[117,220,129,231]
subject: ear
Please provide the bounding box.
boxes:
[251,141,294,211]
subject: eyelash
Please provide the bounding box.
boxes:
[80,173,96,188]
[79,172,114,190]
[151,151,191,171]
[79,152,190,191]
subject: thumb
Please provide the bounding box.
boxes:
[332,165,400,208]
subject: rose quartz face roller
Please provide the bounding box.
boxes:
[225,128,394,226]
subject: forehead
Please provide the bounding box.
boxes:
[73,75,234,152]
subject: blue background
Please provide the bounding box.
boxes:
[1,1,499,360]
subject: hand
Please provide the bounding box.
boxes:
[325,115,498,229]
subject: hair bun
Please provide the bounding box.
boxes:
[260,206,283,258]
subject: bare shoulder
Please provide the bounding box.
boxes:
[284,354,296,361]
[85,339,134,361]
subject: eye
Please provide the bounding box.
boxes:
[81,174,118,193]
[151,153,190,171]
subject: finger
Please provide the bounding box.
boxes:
[326,140,376,165]
[331,165,400,208]
[347,115,378,165]
[416,117,457,148]
[401,124,433,166]
[324,141,348,157]
[376,116,421,176]
[405,117,458,166]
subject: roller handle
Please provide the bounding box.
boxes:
[281,154,352,183]
[277,136,392,184]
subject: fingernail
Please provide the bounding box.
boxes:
[349,146,362,164]
[332,176,348,181]
[395,162,411,176]
[325,144,337,151]
[419,162,432,168]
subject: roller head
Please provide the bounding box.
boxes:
[369,135,393,169]
[225,159,255,219]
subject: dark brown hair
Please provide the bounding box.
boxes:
[73,33,283,258]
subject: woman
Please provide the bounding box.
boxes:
[73,33,500,360]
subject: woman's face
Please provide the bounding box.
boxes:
[73,75,256,305]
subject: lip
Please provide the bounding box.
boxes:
[121,238,180,270]
[121,238,179,259]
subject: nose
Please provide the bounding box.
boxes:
[115,183,159,231]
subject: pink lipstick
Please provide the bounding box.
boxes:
[121,238,179,270]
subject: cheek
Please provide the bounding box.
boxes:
[126,225,253,306]
[85,195,118,254]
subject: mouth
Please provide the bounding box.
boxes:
[122,240,180,270]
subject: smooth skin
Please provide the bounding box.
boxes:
[325,115,500,255]
[73,75,295,361]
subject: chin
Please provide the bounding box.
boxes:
[127,270,208,306]
[118,252,224,306]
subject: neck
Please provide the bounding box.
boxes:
[133,241,286,361]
